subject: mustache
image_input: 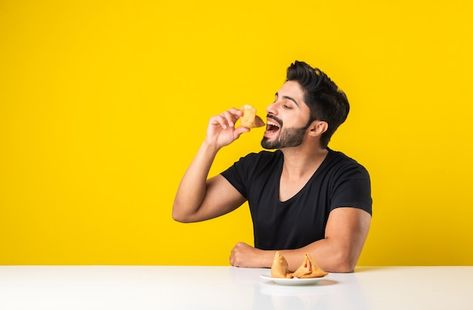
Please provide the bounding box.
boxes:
[266,114,283,127]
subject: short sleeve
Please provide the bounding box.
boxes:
[330,165,373,215]
[220,153,259,199]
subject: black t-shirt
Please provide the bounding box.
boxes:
[220,147,372,250]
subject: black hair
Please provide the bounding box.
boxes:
[286,60,350,149]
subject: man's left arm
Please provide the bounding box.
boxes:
[229,207,371,273]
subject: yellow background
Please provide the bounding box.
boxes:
[1,0,472,265]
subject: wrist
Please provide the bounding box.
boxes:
[202,139,220,153]
[258,249,275,268]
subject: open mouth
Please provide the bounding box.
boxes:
[265,119,281,137]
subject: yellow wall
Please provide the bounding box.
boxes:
[1,0,472,265]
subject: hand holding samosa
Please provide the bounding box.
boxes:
[239,105,265,128]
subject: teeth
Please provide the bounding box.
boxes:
[267,120,280,127]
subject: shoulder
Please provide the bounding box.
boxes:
[229,150,281,176]
[235,150,281,165]
[242,149,280,159]
[327,148,371,181]
[326,148,373,214]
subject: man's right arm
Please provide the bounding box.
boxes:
[172,108,250,223]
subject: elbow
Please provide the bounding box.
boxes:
[171,203,193,223]
[172,210,191,223]
[333,261,356,273]
[172,203,187,223]
[172,213,187,223]
[327,252,357,273]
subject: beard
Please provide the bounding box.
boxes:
[261,121,312,149]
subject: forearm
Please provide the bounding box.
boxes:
[258,238,354,273]
[172,141,219,220]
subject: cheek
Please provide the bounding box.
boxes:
[297,112,312,127]
[282,115,305,129]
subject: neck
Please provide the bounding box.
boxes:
[280,142,329,179]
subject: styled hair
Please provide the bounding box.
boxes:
[286,60,350,149]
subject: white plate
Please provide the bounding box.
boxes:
[260,274,326,286]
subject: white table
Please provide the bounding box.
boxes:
[0,266,472,309]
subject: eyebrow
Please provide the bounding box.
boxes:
[275,92,299,107]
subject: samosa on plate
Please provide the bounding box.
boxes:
[271,251,292,278]
[291,253,328,278]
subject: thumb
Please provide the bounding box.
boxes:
[233,127,250,139]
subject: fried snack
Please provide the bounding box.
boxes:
[291,253,328,278]
[270,252,328,279]
[239,105,265,128]
[271,251,292,278]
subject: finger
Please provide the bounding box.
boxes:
[228,108,243,119]
[222,111,235,128]
[209,116,220,125]
[234,127,250,139]
[212,115,228,129]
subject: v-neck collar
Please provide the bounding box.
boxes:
[275,147,334,205]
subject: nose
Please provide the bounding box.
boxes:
[266,102,278,116]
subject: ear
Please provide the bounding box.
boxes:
[308,120,328,137]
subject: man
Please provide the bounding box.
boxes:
[172,60,372,273]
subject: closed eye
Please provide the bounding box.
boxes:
[272,93,295,110]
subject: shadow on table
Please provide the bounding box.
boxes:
[254,274,372,309]
[313,279,337,286]
[257,279,338,296]
[253,280,338,309]
[259,279,338,288]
